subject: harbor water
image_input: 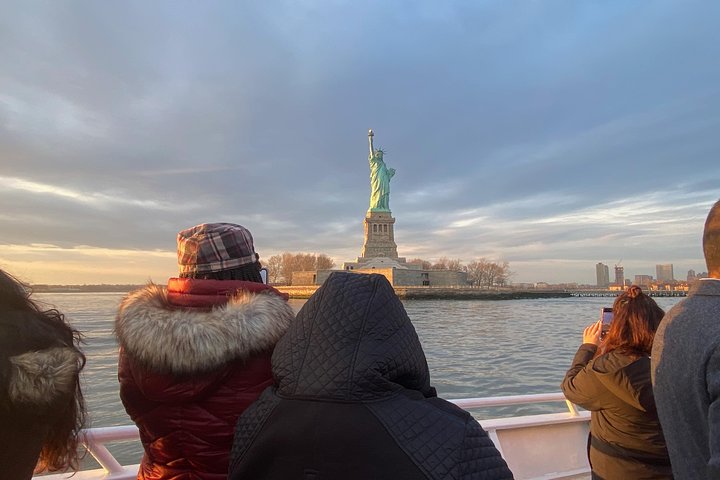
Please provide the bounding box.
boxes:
[34,292,682,468]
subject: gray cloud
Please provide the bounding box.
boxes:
[0,0,718,284]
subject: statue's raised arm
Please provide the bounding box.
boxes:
[366,129,395,213]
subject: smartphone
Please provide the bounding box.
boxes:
[260,267,268,284]
[601,307,613,325]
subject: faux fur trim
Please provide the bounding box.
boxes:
[115,283,295,374]
[8,347,81,406]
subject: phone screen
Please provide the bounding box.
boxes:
[601,308,613,325]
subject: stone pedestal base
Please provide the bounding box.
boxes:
[361,211,398,259]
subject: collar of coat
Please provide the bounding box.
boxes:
[115,280,295,375]
[8,347,82,407]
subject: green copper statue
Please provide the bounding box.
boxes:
[367,129,395,212]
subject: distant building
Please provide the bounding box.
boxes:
[614,265,624,287]
[656,264,674,283]
[687,269,696,283]
[634,275,653,288]
[596,263,610,288]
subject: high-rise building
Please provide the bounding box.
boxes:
[656,264,674,283]
[596,262,610,288]
[614,265,624,287]
[687,269,697,283]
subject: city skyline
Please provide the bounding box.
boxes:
[1,1,718,285]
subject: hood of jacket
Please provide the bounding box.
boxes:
[115,279,295,375]
[1,310,82,412]
[8,347,81,408]
[272,271,433,401]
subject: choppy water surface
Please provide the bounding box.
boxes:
[34,292,682,466]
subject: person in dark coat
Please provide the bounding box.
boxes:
[562,285,672,480]
[652,199,720,479]
[116,223,295,480]
[228,271,513,480]
[0,269,86,480]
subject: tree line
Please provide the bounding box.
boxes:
[265,253,511,287]
[408,257,512,287]
[265,253,335,285]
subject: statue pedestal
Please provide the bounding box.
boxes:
[361,211,399,259]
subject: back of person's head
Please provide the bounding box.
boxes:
[273,271,434,400]
[0,269,87,473]
[0,269,36,313]
[602,285,664,356]
[177,223,263,283]
[703,199,720,278]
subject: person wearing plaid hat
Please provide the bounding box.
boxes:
[115,223,295,480]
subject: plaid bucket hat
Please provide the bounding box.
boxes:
[177,223,258,275]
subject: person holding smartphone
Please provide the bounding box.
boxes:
[561,286,672,479]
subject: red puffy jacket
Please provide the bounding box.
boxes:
[116,278,294,480]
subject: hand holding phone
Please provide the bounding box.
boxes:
[583,319,604,345]
[600,307,613,339]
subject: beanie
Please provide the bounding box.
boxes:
[177,223,259,276]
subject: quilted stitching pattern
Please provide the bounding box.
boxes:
[273,272,432,400]
[369,397,512,480]
[460,420,514,479]
[229,388,279,471]
[368,396,463,479]
[246,272,513,479]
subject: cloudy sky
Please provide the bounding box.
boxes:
[1,0,718,285]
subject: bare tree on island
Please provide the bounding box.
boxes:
[409,257,513,288]
[466,258,513,288]
[266,253,336,285]
[408,258,432,270]
[431,257,463,271]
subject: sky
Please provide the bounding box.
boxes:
[1,0,719,285]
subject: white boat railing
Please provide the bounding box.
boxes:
[451,391,581,415]
[39,392,590,480]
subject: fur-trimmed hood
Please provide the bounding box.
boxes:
[7,347,82,408]
[116,283,295,375]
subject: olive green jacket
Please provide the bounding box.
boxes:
[562,344,672,480]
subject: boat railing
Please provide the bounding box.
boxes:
[39,392,589,480]
[452,391,581,415]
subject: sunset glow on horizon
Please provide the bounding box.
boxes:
[1,1,718,285]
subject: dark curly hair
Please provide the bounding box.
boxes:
[0,269,86,473]
[179,261,264,283]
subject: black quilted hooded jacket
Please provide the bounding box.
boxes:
[229,272,513,480]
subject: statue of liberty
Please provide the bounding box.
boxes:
[367,129,395,212]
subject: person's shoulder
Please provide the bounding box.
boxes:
[425,396,473,422]
[593,350,643,374]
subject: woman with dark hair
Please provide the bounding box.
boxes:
[562,285,672,479]
[0,269,86,479]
